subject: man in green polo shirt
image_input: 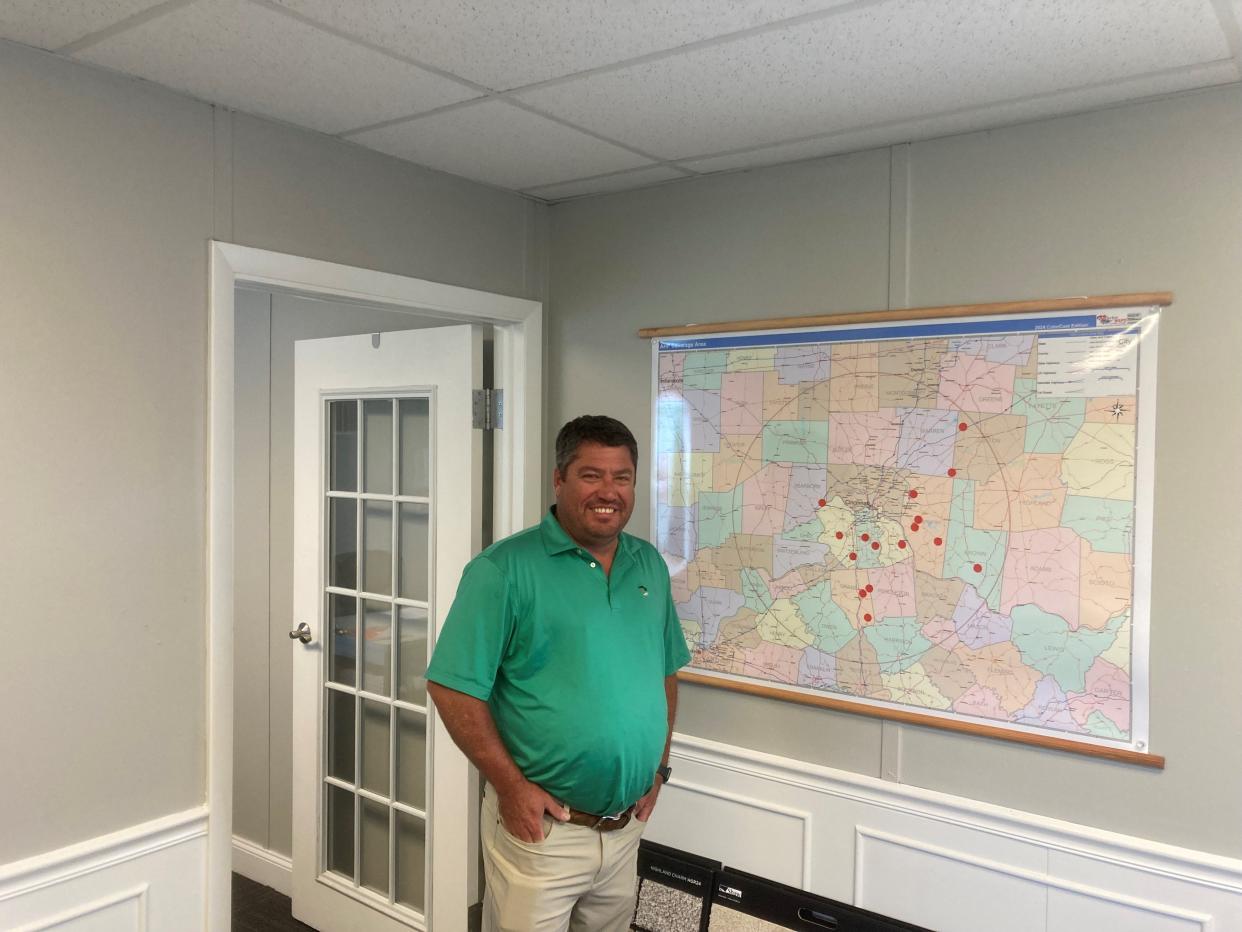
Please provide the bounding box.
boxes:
[427,415,691,932]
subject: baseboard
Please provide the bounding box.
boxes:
[231,836,292,898]
[648,735,1242,931]
[0,807,208,931]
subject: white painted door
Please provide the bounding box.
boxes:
[291,326,482,932]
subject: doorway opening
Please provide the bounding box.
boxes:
[207,242,542,932]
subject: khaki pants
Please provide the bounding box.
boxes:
[480,783,645,932]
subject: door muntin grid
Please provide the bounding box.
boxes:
[321,395,432,918]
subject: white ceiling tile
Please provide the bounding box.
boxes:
[349,100,656,191]
[525,166,689,201]
[681,59,1242,174]
[681,61,1242,175]
[269,0,855,90]
[72,0,476,134]
[516,0,1231,160]
[0,0,164,50]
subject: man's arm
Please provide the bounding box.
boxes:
[634,674,679,822]
[426,682,568,842]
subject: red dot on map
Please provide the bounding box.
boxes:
[818,499,826,507]
[948,468,957,477]
[849,552,858,561]
[908,489,918,499]
[934,537,943,546]
[973,563,983,573]
[909,523,919,532]
[914,515,923,524]
[860,533,870,541]
[865,584,874,592]
[835,531,844,540]
[958,422,968,432]
[897,540,907,549]
[858,589,868,599]
[871,541,880,550]
[864,613,872,622]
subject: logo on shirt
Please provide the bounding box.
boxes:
[638,585,648,597]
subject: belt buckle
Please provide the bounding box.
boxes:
[595,807,631,831]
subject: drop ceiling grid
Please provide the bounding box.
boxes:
[523,165,691,200]
[70,0,477,134]
[266,0,861,91]
[515,0,1233,162]
[349,98,659,191]
[0,0,1238,200]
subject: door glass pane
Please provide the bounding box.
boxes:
[362,599,392,697]
[396,606,429,704]
[362,501,393,595]
[395,811,427,911]
[329,400,358,492]
[360,799,390,895]
[329,497,357,590]
[326,784,355,880]
[329,594,357,687]
[398,503,429,602]
[361,699,390,797]
[396,709,427,809]
[399,398,430,497]
[364,399,393,494]
[327,691,355,783]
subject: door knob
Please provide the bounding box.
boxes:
[289,622,312,644]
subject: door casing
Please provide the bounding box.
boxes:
[206,241,543,932]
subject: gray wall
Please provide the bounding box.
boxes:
[0,40,545,864]
[547,85,1242,859]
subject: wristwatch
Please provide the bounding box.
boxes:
[655,764,672,784]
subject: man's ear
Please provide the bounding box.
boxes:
[552,469,564,492]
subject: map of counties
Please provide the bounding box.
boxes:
[654,310,1156,748]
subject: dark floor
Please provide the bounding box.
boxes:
[232,872,318,932]
[233,872,483,930]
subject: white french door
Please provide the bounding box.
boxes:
[291,326,482,932]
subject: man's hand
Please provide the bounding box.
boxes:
[497,779,570,842]
[634,772,665,822]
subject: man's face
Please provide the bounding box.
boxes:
[553,441,636,551]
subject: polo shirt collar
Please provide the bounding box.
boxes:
[540,506,635,558]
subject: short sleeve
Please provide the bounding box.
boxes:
[662,583,692,676]
[425,555,513,701]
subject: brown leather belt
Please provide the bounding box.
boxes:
[565,805,635,832]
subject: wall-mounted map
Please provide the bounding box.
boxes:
[653,307,1159,755]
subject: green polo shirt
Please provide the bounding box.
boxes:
[426,508,691,815]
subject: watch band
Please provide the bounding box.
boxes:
[656,764,672,784]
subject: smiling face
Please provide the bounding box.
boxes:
[552,441,637,555]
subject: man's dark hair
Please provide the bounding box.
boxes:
[555,415,638,476]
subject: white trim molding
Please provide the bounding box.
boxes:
[645,736,1242,931]
[0,808,207,932]
[231,837,292,899]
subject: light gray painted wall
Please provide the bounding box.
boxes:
[0,39,545,864]
[547,85,1242,859]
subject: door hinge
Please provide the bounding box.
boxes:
[472,388,503,430]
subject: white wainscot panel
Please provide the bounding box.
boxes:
[0,808,207,932]
[1047,887,1208,932]
[1047,847,1242,931]
[643,780,810,888]
[658,735,1242,932]
[856,828,1047,932]
[14,887,146,932]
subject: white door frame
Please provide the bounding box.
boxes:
[206,241,543,932]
